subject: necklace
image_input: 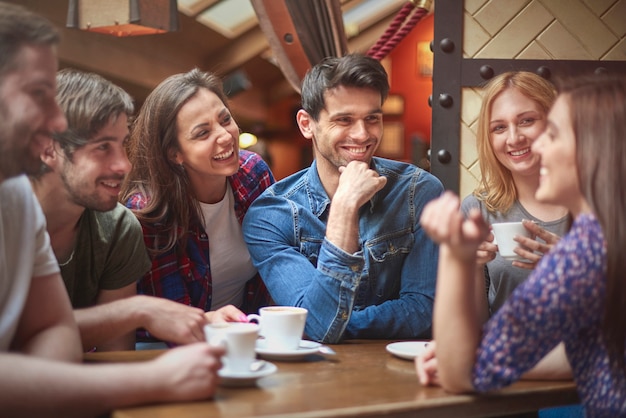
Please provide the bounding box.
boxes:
[59,249,75,267]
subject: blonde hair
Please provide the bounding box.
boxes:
[474,71,556,213]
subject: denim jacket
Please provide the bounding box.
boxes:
[243,157,442,343]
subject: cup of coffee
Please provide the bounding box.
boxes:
[204,322,259,373]
[491,222,531,261]
[247,306,307,351]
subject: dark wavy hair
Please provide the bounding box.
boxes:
[53,68,134,158]
[300,53,389,121]
[120,68,230,255]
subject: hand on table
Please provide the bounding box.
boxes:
[204,305,247,324]
[140,296,209,344]
[511,219,561,270]
[415,340,440,386]
[152,343,224,402]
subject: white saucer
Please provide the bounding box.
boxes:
[218,361,277,387]
[386,341,430,360]
[255,339,321,361]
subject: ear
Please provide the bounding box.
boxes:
[168,148,183,165]
[296,109,314,140]
[40,142,59,168]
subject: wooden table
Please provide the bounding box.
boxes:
[85,340,578,418]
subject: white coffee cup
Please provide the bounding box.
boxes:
[491,222,531,261]
[247,306,307,351]
[204,322,259,373]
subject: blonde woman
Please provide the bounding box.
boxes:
[462,72,569,320]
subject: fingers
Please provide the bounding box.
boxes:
[336,161,387,208]
[511,260,537,270]
[415,341,439,386]
[208,305,247,323]
[522,219,561,245]
[420,192,462,242]
[514,235,547,255]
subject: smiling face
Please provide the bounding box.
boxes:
[297,85,383,180]
[173,88,240,201]
[58,113,131,212]
[0,44,67,181]
[488,87,546,180]
[532,95,584,214]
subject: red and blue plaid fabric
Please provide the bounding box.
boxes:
[126,150,274,313]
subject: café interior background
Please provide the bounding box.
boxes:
[10,0,626,196]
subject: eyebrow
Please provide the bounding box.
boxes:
[328,108,383,118]
[90,134,129,144]
[189,108,230,132]
[490,110,541,124]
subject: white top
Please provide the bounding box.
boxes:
[200,183,256,309]
[0,176,59,350]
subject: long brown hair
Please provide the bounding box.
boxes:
[120,68,230,254]
[561,74,626,373]
[474,71,556,212]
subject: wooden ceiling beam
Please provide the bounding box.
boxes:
[202,26,270,75]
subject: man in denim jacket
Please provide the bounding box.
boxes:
[243,54,443,343]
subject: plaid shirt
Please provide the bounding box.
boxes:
[126,151,274,314]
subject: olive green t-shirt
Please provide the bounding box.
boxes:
[60,203,151,308]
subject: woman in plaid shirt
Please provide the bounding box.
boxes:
[121,69,274,338]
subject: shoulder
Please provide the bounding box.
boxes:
[461,194,481,209]
[1,175,36,205]
[87,203,143,237]
[373,158,443,199]
[238,150,272,178]
[232,150,274,190]
[461,194,491,217]
[535,213,605,288]
[125,192,148,210]
[1,176,41,223]
[563,213,604,255]
[263,166,310,197]
[92,203,139,224]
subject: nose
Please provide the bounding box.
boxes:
[112,146,132,174]
[215,124,234,145]
[350,120,369,141]
[48,100,68,134]
[506,124,523,144]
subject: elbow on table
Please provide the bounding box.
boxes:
[439,373,476,394]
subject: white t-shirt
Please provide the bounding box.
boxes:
[0,176,59,350]
[199,184,256,309]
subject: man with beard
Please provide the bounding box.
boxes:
[31,68,244,351]
[0,4,223,416]
[243,54,443,343]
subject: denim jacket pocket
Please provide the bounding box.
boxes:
[364,230,414,299]
[366,230,413,262]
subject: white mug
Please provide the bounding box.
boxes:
[491,222,531,261]
[247,306,307,351]
[204,322,259,373]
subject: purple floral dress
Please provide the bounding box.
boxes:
[472,213,626,417]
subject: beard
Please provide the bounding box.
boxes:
[60,165,122,212]
[0,120,44,180]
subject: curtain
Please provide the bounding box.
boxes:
[251,0,347,93]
